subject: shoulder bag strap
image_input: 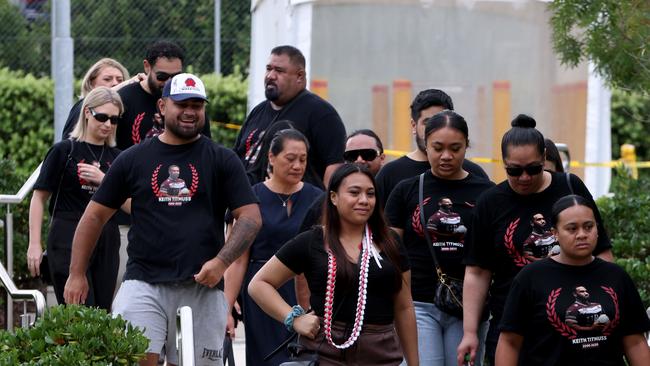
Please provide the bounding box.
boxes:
[49,139,75,224]
[419,173,445,281]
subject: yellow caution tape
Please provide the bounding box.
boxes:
[213,123,650,169]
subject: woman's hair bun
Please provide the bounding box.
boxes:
[511,114,536,128]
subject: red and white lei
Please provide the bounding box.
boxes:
[323,225,379,349]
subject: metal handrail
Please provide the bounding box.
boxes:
[1,163,43,330]
[0,261,46,328]
[176,306,195,366]
[0,163,42,204]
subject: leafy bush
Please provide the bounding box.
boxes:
[597,170,650,306]
[610,89,650,160]
[0,68,54,178]
[0,304,148,365]
[0,158,31,283]
[202,69,247,147]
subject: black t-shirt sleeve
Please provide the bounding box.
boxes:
[61,99,83,139]
[275,230,313,275]
[91,151,131,209]
[298,193,325,233]
[33,141,70,192]
[384,180,409,229]
[568,174,612,254]
[309,111,346,167]
[375,167,392,207]
[617,269,650,336]
[463,190,495,269]
[220,148,258,211]
[499,272,532,334]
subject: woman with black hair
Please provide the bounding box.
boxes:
[544,138,565,173]
[385,110,494,366]
[249,163,419,365]
[457,115,613,366]
[496,195,650,365]
[224,128,322,365]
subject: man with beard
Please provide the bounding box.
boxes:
[233,45,346,189]
[116,41,211,150]
[64,73,261,366]
[565,286,609,332]
[159,165,188,197]
[523,213,557,259]
[375,89,488,205]
[427,197,467,243]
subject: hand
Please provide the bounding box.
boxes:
[226,313,236,338]
[64,273,89,305]
[194,257,227,288]
[293,312,320,339]
[26,244,43,277]
[77,162,105,185]
[457,332,479,366]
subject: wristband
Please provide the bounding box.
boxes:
[284,305,305,332]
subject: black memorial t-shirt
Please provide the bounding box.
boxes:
[465,172,612,319]
[34,139,120,217]
[385,171,494,302]
[233,91,346,188]
[500,258,650,366]
[376,155,488,206]
[116,82,211,150]
[275,227,409,325]
[92,136,257,284]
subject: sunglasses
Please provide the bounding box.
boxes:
[505,164,544,177]
[90,109,119,125]
[343,149,379,162]
[155,71,181,82]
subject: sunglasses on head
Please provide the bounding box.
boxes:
[90,108,119,125]
[505,164,544,177]
[343,149,379,163]
[155,71,181,82]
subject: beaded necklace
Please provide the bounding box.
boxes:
[323,225,373,349]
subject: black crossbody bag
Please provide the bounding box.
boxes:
[40,139,75,284]
[418,173,464,318]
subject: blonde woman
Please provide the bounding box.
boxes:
[28,87,124,310]
[61,58,143,138]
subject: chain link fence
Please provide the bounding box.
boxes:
[0,0,250,78]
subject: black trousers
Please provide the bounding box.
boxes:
[47,215,120,310]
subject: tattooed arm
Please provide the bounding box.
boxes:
[194,203,261,288]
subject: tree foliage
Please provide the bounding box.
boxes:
[0,0,251,77]
[610,88,650,160]
[548,0,650,93]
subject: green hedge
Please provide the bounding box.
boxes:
[0,68,247,281]
[597,170,650,306]
[0,304,148,365]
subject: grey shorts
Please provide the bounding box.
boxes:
[112,279,228,366]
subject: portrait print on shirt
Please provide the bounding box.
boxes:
[503,212,560,268]
[546,284,618,350]
[422,197,467,252]
[151,163,197,206]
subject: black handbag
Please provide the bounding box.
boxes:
[419,173,464,318]
[279,335,320,366]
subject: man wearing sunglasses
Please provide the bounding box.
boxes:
[115,40,211,150]
[375,89,488,206]
[233,45,346,189]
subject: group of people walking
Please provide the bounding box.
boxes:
[25,42,650,366]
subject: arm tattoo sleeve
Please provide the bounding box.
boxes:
[217,216,260,266]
